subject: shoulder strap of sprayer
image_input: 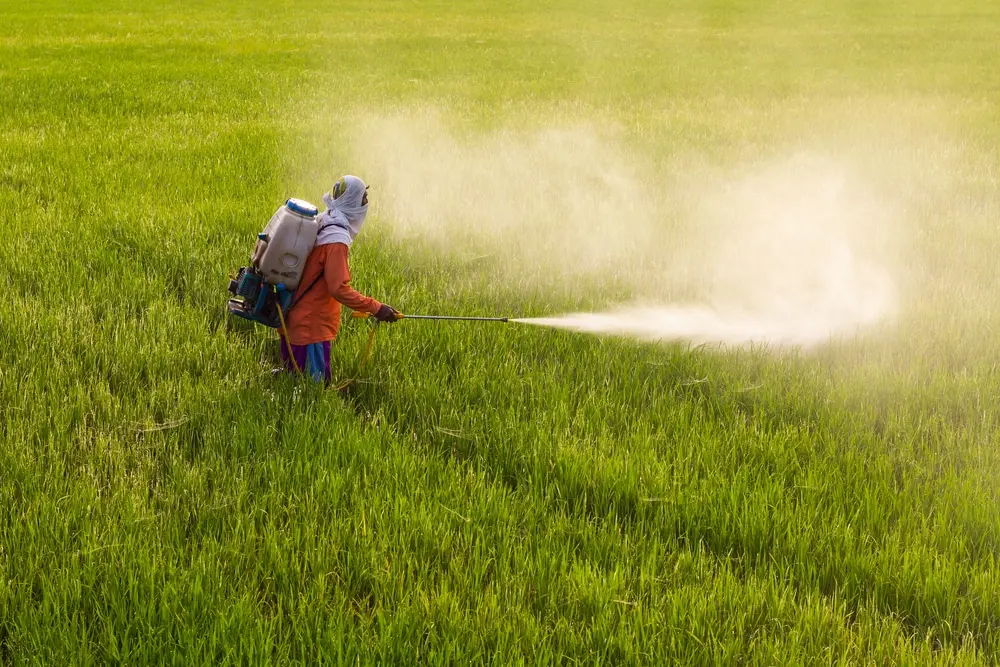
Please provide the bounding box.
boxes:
[286,269,324,313]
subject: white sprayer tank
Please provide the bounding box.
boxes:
[251,198,319,290]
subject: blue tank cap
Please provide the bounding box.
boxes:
[286,198,318,217]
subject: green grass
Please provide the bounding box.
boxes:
[2,0,1000,663]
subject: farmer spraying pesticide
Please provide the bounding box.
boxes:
[227,175,512,384]
[278,175,400,382]
[227,175,399,384]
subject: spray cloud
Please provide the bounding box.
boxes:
[353,111,906,349]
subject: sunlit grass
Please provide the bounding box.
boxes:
[2,0,999,663]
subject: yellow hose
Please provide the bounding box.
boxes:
[275,301,302,375]
[333,323,378,391]
[278,302,378,388]
[358,324,377,371]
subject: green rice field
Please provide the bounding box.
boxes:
[2,0,1000,663]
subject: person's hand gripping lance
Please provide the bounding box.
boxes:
[373,304,402,323]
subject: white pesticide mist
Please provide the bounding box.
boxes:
[517,156,898,347]
[356,111,664,282]
[353,111,902,349]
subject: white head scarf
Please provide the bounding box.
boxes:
[316,175,369,247]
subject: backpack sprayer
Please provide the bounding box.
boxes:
[227,198,320,329]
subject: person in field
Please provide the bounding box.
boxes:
[279,175,399,383]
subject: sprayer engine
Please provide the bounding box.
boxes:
[227,266,293,329]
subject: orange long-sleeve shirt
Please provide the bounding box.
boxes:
[283,243,381,345]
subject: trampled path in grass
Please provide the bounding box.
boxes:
[2,0,1000,663]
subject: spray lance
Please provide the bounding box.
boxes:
[352,312,509,323]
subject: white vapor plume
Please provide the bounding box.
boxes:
[526,156,899,348]
[514,300,887,347]
[354,112,902,349]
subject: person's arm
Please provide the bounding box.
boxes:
[322,243,382,314]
